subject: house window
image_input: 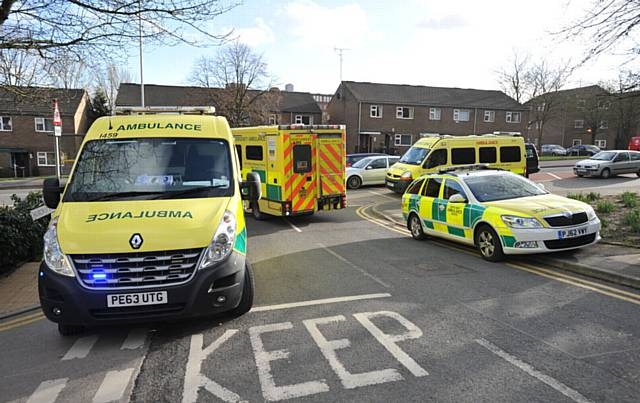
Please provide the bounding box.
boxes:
[536,102,546,111]
[600,120,608,129]
[483,110,495,122]
[429,108,441,120]
[453,109,470,122]
[595,139,607,148]
[295,115,312,124]
[577,99,586,109]
[572,139,582,146]
[598,101,610,110]
[35,117,54,132]
[396,106,414,119]
[574,120,584,129]
[0,116,12,131]
[268,114,277,125]
[37,151,56,166]
[370,105,382,118]
[394,134,413,146]
[505,111,521,123]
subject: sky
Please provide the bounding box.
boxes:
[127,0,637,97]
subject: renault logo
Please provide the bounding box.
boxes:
[129,233,143,249]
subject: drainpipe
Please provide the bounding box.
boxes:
[357,101,362,152]
[473,108,477,134]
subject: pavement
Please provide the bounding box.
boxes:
[0,177,47,190]
[370,200,640,291]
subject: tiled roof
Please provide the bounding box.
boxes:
[0,86,87,116]
[116,84,321,114]
[340,81,525,110]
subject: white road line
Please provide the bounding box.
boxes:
[121,328,147,350]
[62,335,99,360]
[318,243,391,288]
[368,190,398,200]
[547,172,562,180]
[26,378,67,403]
[475,338,593,403]
[92,368,135,403]
[283,218,302,233]
[250,293,392,313]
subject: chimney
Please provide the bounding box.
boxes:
[285,83,294,92]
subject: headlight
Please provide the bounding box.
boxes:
[501,215,543,229]
[585,205,597,221]
[200,210,236,269]
[43,217,74,277]
[400,171,412,179]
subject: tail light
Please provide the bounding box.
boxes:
[282,201,292,216]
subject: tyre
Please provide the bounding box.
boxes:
[636,170,640,177]
[408,213,426,240]
[58,323,84,336]
[347,176,362,189]
[251,201,267,220]
[600,168,611,179]
[230,263,254,317]
[576,174,584,177]
[475,225,504,262]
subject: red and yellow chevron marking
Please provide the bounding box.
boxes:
[318,142,345,195]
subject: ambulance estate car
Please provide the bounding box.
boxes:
[401,166,601,261]
[39,107,261,336]
[386,134,526,193]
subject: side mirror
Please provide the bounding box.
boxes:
[365,165,373,170]
[43,177,62,209]
[449,193,467,203]
[240,171,262,201]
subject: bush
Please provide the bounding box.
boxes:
[567,193,589,203]
[621,192,638,208]
[0,192,50,274]
[623,209,640,233]
[596,200,615,214]
[586,192,601,202]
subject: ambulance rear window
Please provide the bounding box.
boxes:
[293,144,312,173]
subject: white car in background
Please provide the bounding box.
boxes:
[346,155,400,189]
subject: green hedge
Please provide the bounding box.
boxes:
[0,192,50,274]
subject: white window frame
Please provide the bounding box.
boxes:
[370,105,382,118]
[595,139,607,148]
[572,139,582,146]
[394,134,413,146]
[0,116,12,131]
[268,114,277,125]
[429,107,441,121]
[574,119,584,129]
[599,120,608,129]
[295,115,312,124]
[37,151,57,167]
[396,106,414,119]
[536,102,546,111]
[35,117,54,132]
[483,110,495,122]
[577,99,586,109]
[453,109,470,122]
[505,111,521,123]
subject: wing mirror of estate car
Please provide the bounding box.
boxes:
[448,193,467,203]
[241,171,262,201]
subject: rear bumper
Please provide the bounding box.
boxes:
[38,252,245,326]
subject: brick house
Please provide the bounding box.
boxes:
[326,81,528,155]
[525,85,615,149]
[0,87,91,177]
[116,84,322,126]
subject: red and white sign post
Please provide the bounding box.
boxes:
[53,99,62,179]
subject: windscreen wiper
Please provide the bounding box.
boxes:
[153,185,227,200]
[87,191,166,201]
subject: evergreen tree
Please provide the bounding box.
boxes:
[91,87,111,117]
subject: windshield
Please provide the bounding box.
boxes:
[399,147,429,165]
[591,151,616,161]
[464,174,546,202]
[64,138,233,202]
[352,157,373,168]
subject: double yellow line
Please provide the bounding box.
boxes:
[357,204,640,305]
[0,311,44,332]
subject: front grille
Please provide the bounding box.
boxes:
[71,248,203,289]
[544,212,588,227]
[90,303,185,319]
[544,233,596,250]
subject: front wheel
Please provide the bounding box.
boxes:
[347,176,362,189]
[475,225,504,262]
[600,168,611,179]
[230,263,254,317]
[408,214,426,240]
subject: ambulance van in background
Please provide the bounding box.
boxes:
[39,106,261,336]
[385,133,526,193]
[232,125,347,219]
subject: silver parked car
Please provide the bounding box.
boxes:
[574,150,640,178]
[346,155,400,189]
[541,144,567,156]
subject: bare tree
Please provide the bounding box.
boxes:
[606,73,640,148]
[189,41,279,126]
[0,49,50,87]
[95,64,132,112]
[497,51,530,103]
[47,54,89,89]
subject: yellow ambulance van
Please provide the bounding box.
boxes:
[232,124,347,219]
[39,107,261,335]
[385,134,526,193]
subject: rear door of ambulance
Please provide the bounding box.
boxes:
[283,130,317,214]
[316,130,346,208]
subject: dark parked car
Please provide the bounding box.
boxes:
[525,143,540,176]
[566,144,600,156]
[346,153,387,167]
[540,144,567,156]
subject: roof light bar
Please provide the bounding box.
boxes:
[114,106,216,115]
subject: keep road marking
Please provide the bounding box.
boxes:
[92,368,135,403]
[62,335,99,360]
[26,378,67,403]
[121,327,148,350]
